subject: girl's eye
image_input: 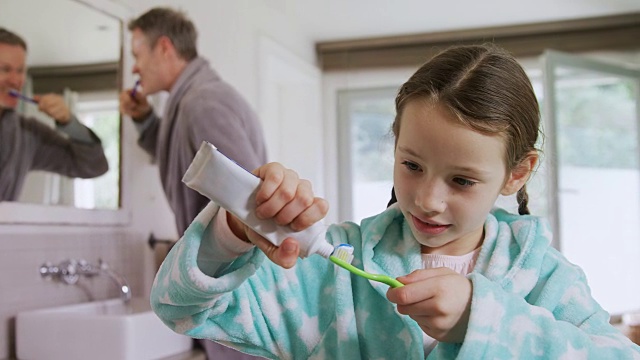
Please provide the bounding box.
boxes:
[401,160,420,172]
[453,177,477,187]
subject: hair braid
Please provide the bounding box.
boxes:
[517,185,530,215]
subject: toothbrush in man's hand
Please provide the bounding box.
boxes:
[8,89,38,104]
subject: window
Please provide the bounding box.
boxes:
[542,51,640,315]
[337,88,396,222]
[74,95,121,209]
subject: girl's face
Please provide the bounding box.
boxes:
[394,100,513,255]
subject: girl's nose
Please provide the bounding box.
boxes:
[415,180,447,214]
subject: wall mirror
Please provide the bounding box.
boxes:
[0,0,122,211]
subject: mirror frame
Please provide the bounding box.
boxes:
[0,0,132,226]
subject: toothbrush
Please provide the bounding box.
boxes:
[8,89,38,104]
[129,80,140,99]
[330,244,404,288]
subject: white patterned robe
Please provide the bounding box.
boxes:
[151,203,640,359]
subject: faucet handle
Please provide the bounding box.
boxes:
[77,259,100,277]
[58,259,80,285]
[39,262,59,280]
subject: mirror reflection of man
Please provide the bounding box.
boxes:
[0,27,108,202]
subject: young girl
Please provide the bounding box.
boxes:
[151,44,640,359]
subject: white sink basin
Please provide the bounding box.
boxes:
[16,297,193,360]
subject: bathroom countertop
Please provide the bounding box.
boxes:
[161,349,206,360]
[6,349,205,360]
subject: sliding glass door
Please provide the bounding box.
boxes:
[542,50,640,315]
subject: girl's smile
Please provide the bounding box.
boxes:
[411,214,451,235]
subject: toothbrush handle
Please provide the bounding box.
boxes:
[330,256,404,288]
[8,90,38,104]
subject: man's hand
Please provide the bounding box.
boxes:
[34,94,71,124]
[119,88,152,121]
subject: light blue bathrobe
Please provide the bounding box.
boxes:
[151,203,640,359]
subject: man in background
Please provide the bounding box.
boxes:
[119,8,267,360]
[0,27,108,201]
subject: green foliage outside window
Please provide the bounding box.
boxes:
[557,79,637,169]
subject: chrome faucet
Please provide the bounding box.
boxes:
[40,258,131,302]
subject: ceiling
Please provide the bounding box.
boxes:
[2,0,640,66]
[293,0,640,42]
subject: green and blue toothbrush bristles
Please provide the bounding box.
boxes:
[329,244,404,288]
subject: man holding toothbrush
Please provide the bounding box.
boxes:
[118,8,267,360]
[0,27,108,201]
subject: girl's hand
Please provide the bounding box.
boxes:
[227,162,329,268]
[252,162,329,230]
[386,267,472,343]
